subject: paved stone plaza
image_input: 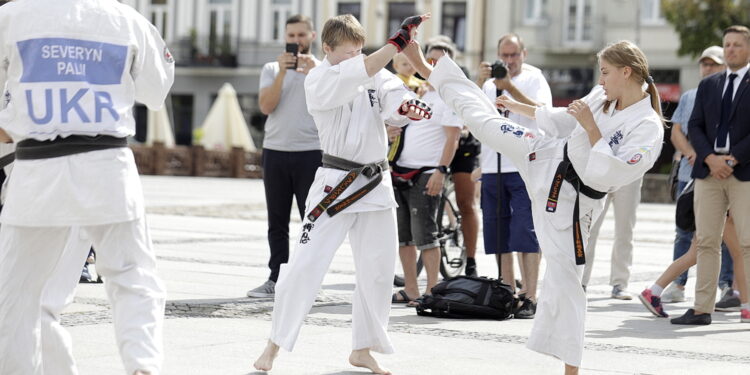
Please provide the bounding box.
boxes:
[62,176,749,374]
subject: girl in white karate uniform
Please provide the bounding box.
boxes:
[402,40,664,374]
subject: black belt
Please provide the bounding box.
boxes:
[306,154,389,222]
[15,135,127,160]
[545,144,606,265]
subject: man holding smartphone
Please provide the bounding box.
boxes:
[247,15,322,298]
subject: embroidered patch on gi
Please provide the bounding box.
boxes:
[523,132,535,139]
[163,47,174,64]
[627,153,642,165]
[300,223,315,244]
[324,185,333,193]
[367,89,377,107]
[529,152,537,161]
[500,123,524,138]
[608,130,623,147]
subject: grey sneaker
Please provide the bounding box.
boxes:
[661,282,686,303]
[611,285,632,300]
[247,280,275,298]
[715,288,741,312]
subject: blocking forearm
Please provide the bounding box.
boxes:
[364,44,399,77]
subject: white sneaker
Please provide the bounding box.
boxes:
[611,285,632,300]
[247,280,275,298]
[661,283,686,303]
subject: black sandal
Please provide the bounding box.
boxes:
[391,290,413,303]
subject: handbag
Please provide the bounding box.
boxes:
[675,179,695,232]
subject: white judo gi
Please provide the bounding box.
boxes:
[0,1,173,374]
[427,57,663,366]
[269,54,412,353]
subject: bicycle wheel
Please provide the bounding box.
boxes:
[438,194,466,279]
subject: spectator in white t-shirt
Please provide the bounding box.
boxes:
[477,33,552,318]
[390,44,462,304]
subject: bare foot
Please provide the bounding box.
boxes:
[349,349,391,375]
[564,364,579,375]
[254,340,280,371]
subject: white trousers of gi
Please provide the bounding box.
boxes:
[429,58,603,366]
[581,177,642,289]
[270,208,398,354]
[0,218,166,375]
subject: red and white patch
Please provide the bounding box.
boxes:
[528,152,537,161]
[324,185,333,193]
[523,132,535,139]
[627,153,642,165]
[163,47,174,64]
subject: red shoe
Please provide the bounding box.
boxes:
[741,309,750,323]
[638,289,668,318]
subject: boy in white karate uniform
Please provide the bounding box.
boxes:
[254,13,433,375]
[401,39,663,374]
[0,1,174,374]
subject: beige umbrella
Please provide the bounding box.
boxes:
[198,83,257,152]
[145,104,176,147]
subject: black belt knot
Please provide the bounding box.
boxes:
[545,144,606,265]
[307,154,388,222]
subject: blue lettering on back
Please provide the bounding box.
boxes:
[18,38,127,85]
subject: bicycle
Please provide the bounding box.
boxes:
[393,175,467,287]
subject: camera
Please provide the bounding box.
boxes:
[285,43,299,70]
[491,60,508,79]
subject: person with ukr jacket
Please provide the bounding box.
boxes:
[0,0,174,374]
[254,13,433,375]
[401,38,663,374]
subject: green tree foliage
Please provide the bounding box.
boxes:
[662,0,750,57]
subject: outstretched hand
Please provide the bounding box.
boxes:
[387,13,431,52]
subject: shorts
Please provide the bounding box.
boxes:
[394,173,440,250]
[480,172,539,254]
[450,133,480,174]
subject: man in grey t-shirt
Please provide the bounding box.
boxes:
[247,15,322,298]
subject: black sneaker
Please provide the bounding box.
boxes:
[514,297,536,319]
[465,257,478,277]
[715,288,741,312]
[670,308,711,325]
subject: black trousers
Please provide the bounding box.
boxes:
[262,148,322,282]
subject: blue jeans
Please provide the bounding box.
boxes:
[673,180,734,288]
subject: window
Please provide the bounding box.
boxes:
[523,0,546,24]
[640,0,664,24]
[441,2,466,51]
[208,0,234,57]
[563,0,593,44]
[171,95,194,146]
[338,2,362,21]
[150,0,170,40]
[271,0,293,42]
[387,2,416,40]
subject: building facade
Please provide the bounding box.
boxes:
[1,0,710,159]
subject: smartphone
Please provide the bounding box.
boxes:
[285,43,298,70]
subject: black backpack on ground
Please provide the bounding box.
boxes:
[415,276,515,320]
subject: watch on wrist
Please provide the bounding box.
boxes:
[437,165,450,174]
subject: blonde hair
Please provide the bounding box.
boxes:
[597,41,664,125]
[321,14,365,50]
